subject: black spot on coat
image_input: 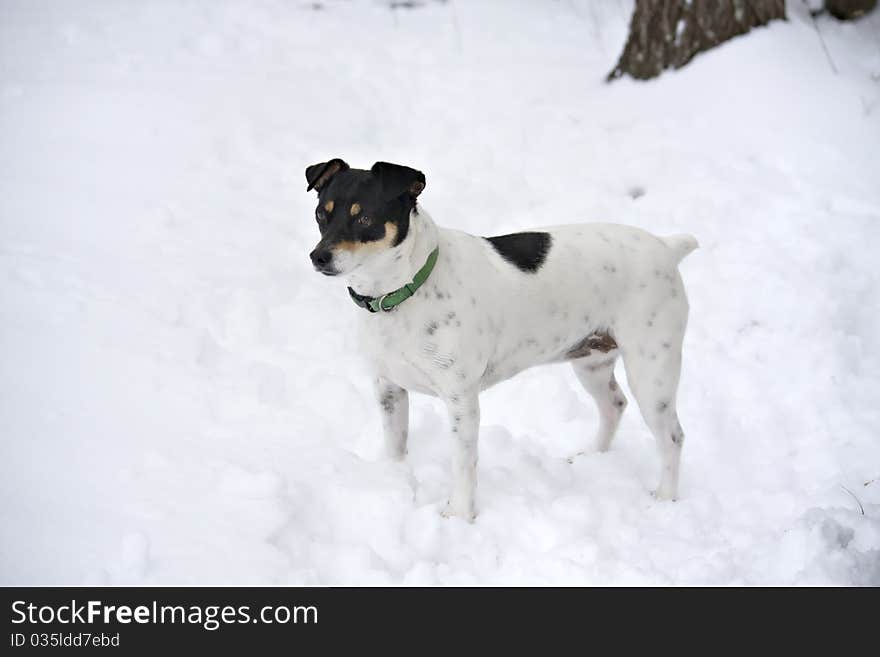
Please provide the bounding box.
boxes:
[380,390,396,413]
[485,232,552,273]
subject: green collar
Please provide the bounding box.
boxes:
[348,247,439,313]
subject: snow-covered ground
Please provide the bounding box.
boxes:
[1,0,878,585]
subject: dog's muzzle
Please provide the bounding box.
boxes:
[310,248,339,276]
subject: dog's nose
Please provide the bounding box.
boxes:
[310,248,332,268]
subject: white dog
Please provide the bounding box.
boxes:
[306,159,697,520]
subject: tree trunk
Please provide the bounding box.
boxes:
[826,0,877,20]
[607,0,786,82]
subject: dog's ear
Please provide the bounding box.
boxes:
[371,162,425,201]
[305,158,349,192]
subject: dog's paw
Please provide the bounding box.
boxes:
[651,487,678,502]
[441,501,476,522]
[385,448,408,462]
[594,440,612,454]
[567,443,614,463]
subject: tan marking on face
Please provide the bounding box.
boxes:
[336,222,398,254]
[350,202,361,217]
[324,200,335,213]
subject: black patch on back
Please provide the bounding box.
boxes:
[485,232,552,273]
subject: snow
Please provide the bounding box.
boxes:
[1,0,879,585]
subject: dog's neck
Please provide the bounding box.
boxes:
[345,207,440,298]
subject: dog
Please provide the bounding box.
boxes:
[306,159,697,520]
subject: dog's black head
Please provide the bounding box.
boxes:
[305,159,425,276]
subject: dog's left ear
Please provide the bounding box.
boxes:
[305,158,349,192]
[371,162,426,201]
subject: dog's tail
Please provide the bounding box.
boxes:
[661,234,699,265]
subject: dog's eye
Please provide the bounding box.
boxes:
[316,209,327,223]
[357,215,372,226]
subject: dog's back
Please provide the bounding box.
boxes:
[423,222,696,384]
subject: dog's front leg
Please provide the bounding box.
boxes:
[441,391,480,521]
[375,377,409,461]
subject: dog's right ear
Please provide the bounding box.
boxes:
[370,162,426,201]
[305,158,349,192]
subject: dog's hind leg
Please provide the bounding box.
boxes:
[375,377,409,461]
[617,322,687,501]
[570,354,627,458]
